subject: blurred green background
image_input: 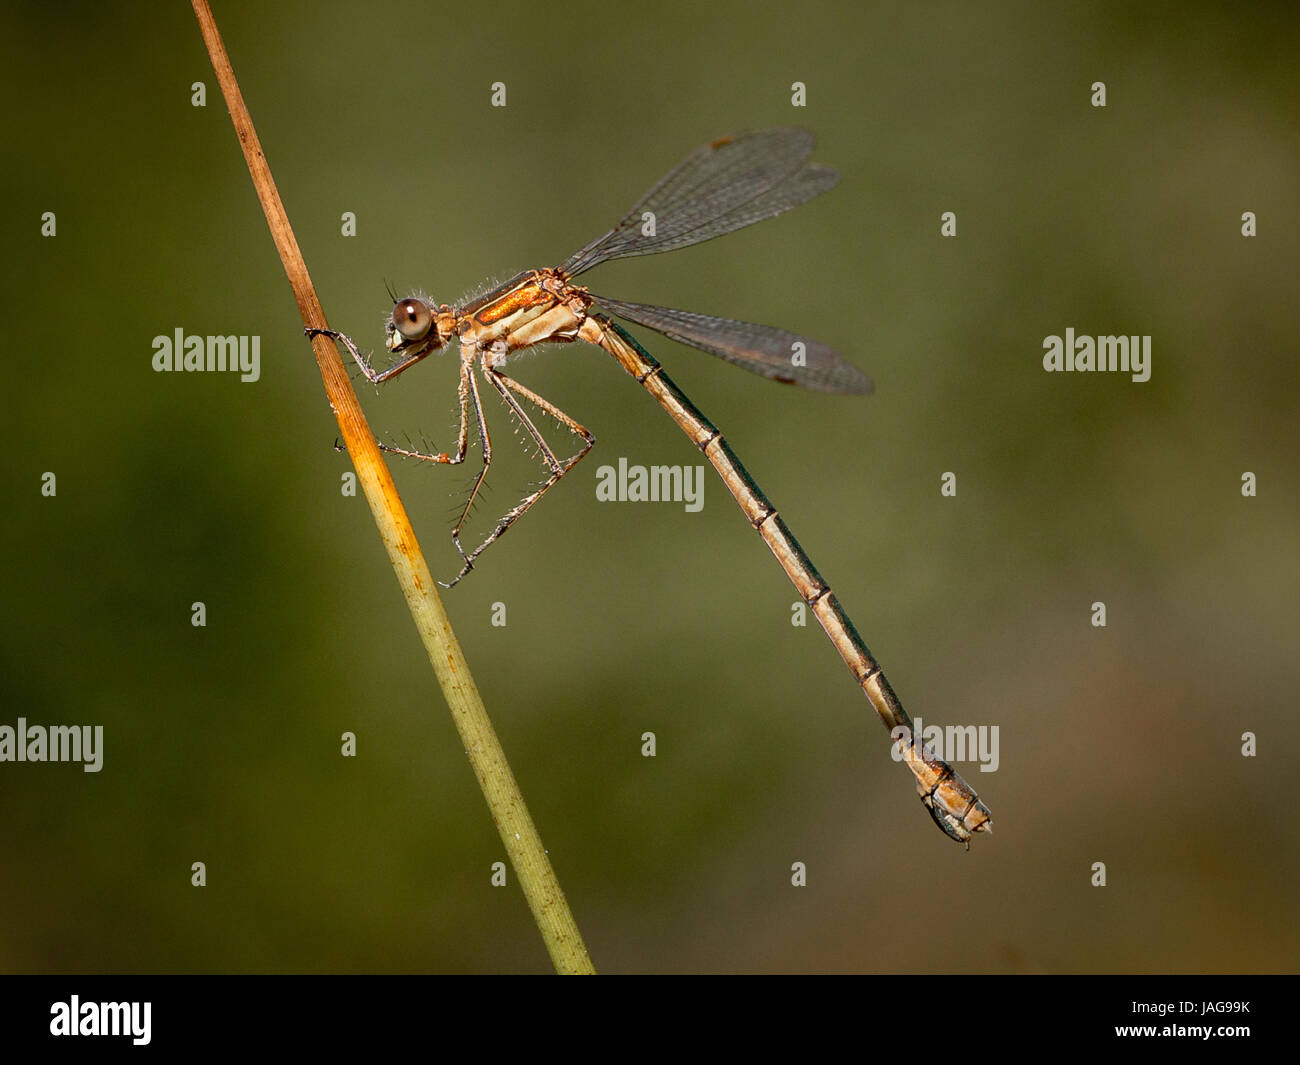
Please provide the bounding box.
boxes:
[2,1,1297,973]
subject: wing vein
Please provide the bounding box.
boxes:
[591,296,873,395]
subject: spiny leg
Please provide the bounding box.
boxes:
[442,364,595,588]
[310,325,471,465]
[369,350,478,467]
[315,335,480,481]
[445,349,497,554]
[305,327,433,384]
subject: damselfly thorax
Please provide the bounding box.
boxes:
[392,269,589,360]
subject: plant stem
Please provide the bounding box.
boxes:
[190,0,594,975]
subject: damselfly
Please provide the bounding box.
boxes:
[312,128,992,845]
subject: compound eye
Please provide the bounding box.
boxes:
[392,298,432,341]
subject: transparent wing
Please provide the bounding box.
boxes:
[559,128,839,278]
[592,295,873,395]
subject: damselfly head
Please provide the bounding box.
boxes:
[392,296,432,340]
[385,296,451,354]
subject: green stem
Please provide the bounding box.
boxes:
[191,0,594,974]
